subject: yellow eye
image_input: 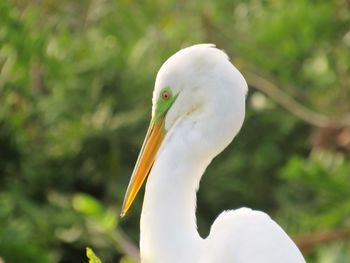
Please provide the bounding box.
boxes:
[162,90,171,100]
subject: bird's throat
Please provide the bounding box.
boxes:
[140,139,209,262]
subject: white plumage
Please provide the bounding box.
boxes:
[122,44,306,263]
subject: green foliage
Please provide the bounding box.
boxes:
[86,247,102,263]
[0,0,349,262]
[279,152,350,229]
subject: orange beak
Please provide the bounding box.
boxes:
[120,117,165,217]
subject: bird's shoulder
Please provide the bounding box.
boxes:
[200,207,306,263]
[209,207,270,235]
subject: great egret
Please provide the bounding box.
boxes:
[121,44,306,263]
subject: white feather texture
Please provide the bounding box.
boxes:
[139,44,305,263]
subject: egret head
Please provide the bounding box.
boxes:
[152,44,247,131]
[121,44,248,216]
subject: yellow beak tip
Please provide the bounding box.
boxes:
[120,118,165,218]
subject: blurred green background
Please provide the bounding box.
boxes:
[1,0,350,262]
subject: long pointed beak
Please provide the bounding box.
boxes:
[120,117,165,217]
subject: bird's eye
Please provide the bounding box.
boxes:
[162,90,171,100]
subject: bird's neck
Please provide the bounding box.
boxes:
[140,137,210,263]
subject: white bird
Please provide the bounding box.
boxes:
[121,44,306,263]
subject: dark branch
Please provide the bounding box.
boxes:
[244,71,350,128]
[295,228,350,254]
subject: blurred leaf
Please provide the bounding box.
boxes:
[86,247,102,263]
[73,193,103,216]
